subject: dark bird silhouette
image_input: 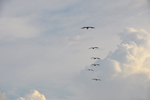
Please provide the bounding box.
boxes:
[92,78,101,81]
[81,26,95,29]
[89,47,99,49]
[87,69,94,71]
[91,57,100,60]
[91,64,100,66]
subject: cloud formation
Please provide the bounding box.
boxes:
[0,91,10,100]
[112,28,150,77]
[72,28,150,100]
[0,0,150,99]
[17,90,46,100]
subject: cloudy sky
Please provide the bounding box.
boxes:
[0,0,150,100]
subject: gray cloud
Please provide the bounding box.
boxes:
[0,91,10,100]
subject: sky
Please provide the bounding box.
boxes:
[0,0,150,100]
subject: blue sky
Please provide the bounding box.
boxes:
[0,0,150,100]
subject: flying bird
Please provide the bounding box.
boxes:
[81,26,95,29]
[89,47,99,49]
[91,64,100,66]
[91,57,100,60]
[87,69,94,71]
[92,78,101,81]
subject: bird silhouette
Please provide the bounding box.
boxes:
[87,69,94,71]
[91,57,100,60]
[91,64,100,66]
[81,26,95,29]
[92,78,101,81]
[89,47,99,49]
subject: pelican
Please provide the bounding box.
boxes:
[92,78,101,81]
[89,47,99,49]
[91,64,100,66]
[91,57,100,60]
[87,69,94,71]
[81,26,95,29]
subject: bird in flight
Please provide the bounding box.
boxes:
[91,57,100,60]
[87,69,94,71]
[89,47,99,49]
[81,26,95,29]
[91,64,100,66]
[92,78,101,81]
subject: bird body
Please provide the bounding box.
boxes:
[92,78,101,81]
[87,69,94,71]
[81,26,95,29]
[91,57,100,60]
[91,64,100,66]
[89,47,99,49]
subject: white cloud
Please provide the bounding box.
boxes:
[0,0,150,99]
[17,90,46,100]
[70,28,150,100]
[115,28,150,77]
[0,91,10,100]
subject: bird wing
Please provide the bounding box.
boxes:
[81,27,86,29]
[90,27,94,28]
[89,47,94,49]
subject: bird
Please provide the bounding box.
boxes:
[87,69,94,71]
[91,64,100,66]
[89,47,99,49]
[92,78,101,81]
[91,57,100,60]
[81,26,95,29]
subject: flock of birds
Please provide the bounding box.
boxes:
[81,26,101,81]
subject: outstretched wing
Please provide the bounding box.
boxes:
[90,69,94,71]
[97,79,101,81]
[89,47,94,49]
[89,27,95,29]
[97,57,100,59]
[94,47,99,49]
[81,27,86,29]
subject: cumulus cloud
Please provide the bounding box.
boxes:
[0,91,10,100]
[17,90,46,100]
[0,0,150,99]
[112,28,150,77]
[71,28,150,100]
